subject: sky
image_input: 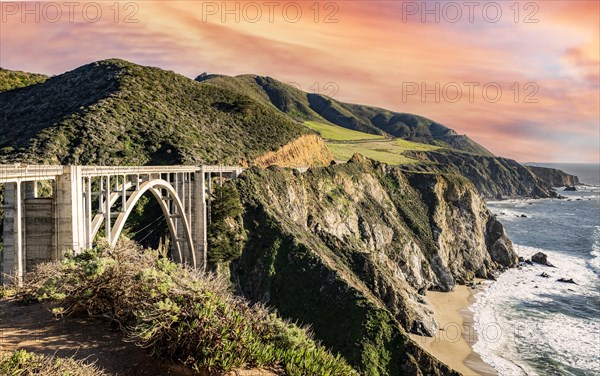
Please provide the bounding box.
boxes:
[1,0,599,162]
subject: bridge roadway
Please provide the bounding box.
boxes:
[0,164,243,284]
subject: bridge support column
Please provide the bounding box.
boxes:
[1,181,23,284]
[54,166,86,256]
[193,170,207,270]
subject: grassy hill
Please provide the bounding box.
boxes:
[198,74,494,156]
[0,60,312,165]
[0,68,47,93]
[303,120,439,164]
[304,120,385,141]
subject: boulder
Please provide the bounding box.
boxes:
[539,272,550,278]
[563,186,577,191]
[531,252,554,267]
[557,278,577,284]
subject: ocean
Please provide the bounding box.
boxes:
[473,163,600,376]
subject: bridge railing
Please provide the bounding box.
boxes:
[0,165,245,183]
[0,165,64,183]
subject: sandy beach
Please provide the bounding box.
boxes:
[409,284,497,376]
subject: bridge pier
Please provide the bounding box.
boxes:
[55,166,86,256]
[1,182,22,284]
[193,170,207,271]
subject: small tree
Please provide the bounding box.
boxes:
[207,183,245,263]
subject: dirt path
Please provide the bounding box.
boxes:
[0,298,194,375]
[0,298,278,376]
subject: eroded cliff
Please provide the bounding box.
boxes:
[226,155,516,375]
[253,134,333,168]
[526,165,581,187]
[404,150,558,199]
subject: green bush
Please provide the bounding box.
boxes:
[19,241,357,375]
[0,350,105,376]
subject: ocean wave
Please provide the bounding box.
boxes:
[472,245,600,376]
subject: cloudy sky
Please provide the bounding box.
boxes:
[1,0,598,162]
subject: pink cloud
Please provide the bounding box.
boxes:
[1,1,598,162]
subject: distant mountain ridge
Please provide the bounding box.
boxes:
[0,60,319,166]
[0,60,580,200]
[197,74,495,156]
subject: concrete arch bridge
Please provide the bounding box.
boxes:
[0,165,243,284]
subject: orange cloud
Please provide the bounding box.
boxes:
[1,0,598,162]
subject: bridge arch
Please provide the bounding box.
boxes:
[109,179,196,267]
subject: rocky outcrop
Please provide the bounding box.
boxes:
[253,134,333,168]
[228,155,516,375]
[404,150,557,199]
[527,166,581,188]
[531,252,554,267]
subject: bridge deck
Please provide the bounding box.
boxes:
[0,165,244,183]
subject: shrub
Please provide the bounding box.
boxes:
[18,241,357,375]
[0,350,105,376]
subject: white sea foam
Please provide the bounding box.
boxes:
[472,245,600,375]
[590,226,600,275]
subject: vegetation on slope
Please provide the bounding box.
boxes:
[304,121,385,141]
[199,74,493,156]
[328,138,439,165]
[0,350,105,376]
[0,60,312,165]
[207,184,246,263]
[18,241,357,375]
[0,68,48,93]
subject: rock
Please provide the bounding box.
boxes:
[486,217,518,267]
[539,272,550,278]
[417,287,427,296]
[518,256,525,262]
[557,278,577,284]
[525,259,534,266]
[531,252,554,267]
[520,214,528,218]
[564,186,577,191]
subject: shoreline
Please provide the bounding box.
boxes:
[409,283,497,376]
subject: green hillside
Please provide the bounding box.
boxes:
[0,68,47,93]
[0,60,311,165]
[303,120,438,164]
[198,74,494,156]
[329,138,439,165]
[304,120,384,141]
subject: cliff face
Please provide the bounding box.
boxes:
[527,165,581,187]
[253,134,333,168]
[404,150,557,199]
[228,155,516,375]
